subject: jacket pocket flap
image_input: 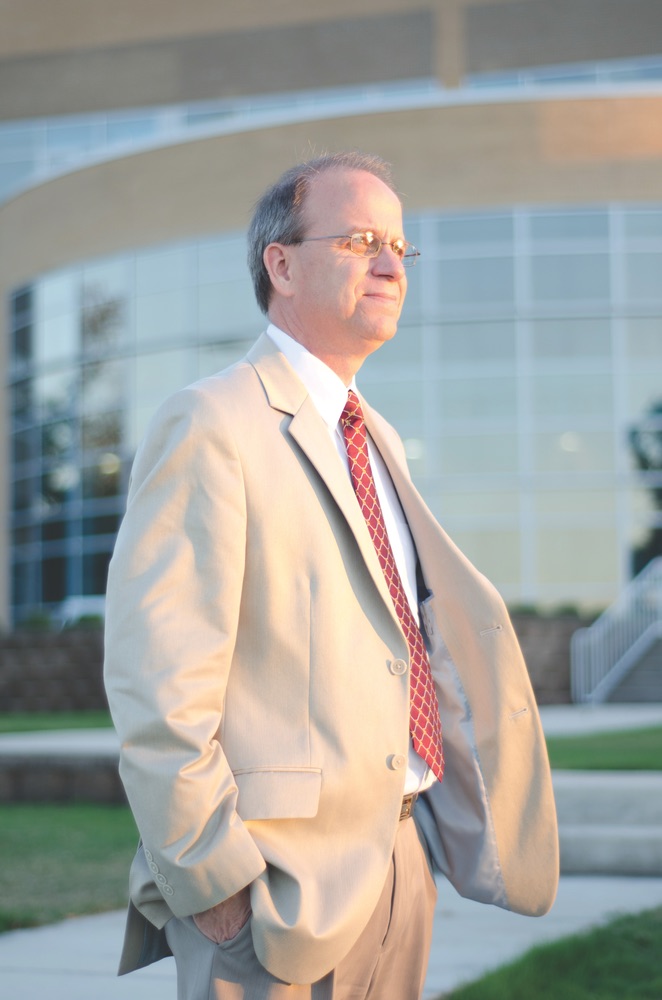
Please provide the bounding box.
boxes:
[234,767,322,820]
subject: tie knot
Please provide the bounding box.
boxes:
[341,390,364,431]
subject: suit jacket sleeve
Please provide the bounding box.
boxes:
[104,383,267,919]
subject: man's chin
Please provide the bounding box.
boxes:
[359,324,399,356]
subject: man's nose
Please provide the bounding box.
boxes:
[372,244,406,276]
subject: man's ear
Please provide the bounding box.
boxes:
[263,242,297,299]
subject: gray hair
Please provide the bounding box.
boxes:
[247,152,397,314]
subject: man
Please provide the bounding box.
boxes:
[104,151,558,1000]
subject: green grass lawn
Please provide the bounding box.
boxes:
[0,803,137,932]
[2,712,660,770]
[0,710,112,733]
[439,906,662,1000]
[545,726,662,771]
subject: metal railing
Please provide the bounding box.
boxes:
[571,557,662,703]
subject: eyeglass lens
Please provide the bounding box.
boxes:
[350,233,417,264]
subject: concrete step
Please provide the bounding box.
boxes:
[559,825,662,876]
[553,771,662,876]
[553,771,662,825]
[1,739,661,877]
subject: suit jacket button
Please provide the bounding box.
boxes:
[388,754,406,770]
[390,659,407,675]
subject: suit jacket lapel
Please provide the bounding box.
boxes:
[247,336,400,619]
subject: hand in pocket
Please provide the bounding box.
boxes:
[193,885,252,943]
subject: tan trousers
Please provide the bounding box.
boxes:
[164,815,438,1000]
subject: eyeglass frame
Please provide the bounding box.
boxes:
[292,230,420,266]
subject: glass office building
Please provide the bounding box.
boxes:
[8,199,662,620]
[4,0,662,625]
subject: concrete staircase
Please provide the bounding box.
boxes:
[2,719,662,878]
[607,638,662,702]
[553,770,662,876]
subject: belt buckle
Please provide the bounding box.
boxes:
[399,792,417,821]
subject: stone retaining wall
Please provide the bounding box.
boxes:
[0,613,591,714]
[0,755,125,803]
[0,629,106,713]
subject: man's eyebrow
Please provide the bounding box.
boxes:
[347,226,405,238]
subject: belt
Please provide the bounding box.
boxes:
[399,792,418,821]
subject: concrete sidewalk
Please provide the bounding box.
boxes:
[2,874,662,1000]
[2,703,662,998]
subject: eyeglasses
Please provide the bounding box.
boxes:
[295,231,420,266]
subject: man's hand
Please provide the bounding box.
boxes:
[193,885,252,944]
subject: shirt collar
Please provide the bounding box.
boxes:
[266,323,356,431]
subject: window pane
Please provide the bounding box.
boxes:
[439,433,518,475]
[82,411,123,451]
[627,374,662,419]
[34,371,77,420]
[533,489,616,515]
[437,214,513,246]
[198,340,252,378]
[531,318,611,359]
[34,313,79,366]
[198,237,249,283]
[12,428,36,466]
[438,377,517,422]
[36,271,78,319]
[42,419,75,459]
[82,259,130,353]
[11,380,32,421]
[626,318,662,360]
[438,257,514,306]
[537,527,618,585]
[439,490,520,517]
[366,321,423,368]
[216,279,263,332]
[530,211,608,243]
[0,161,32,198]
[444,528,521,585]
[12,476,33,511]
[532,431,614,473]
[531,374,613,419]
[360,380,423,433]
[198,283,226,338]
[624,253,662,302]
[83,551,113,595]
[439,322,516,364]
[136,246,193,295]
[82,359,126,414]
[530,254,610,302]
[82,458,122,500]
[42,556,67,603]
[47,121,96,154]
[136,289,191,344]
[624,210,662,240]
[132,349,197,444]
[106,117,159,144]
[83,512,121,536]
[42,461,80,505]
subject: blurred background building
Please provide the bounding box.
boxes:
[2,0,662,628]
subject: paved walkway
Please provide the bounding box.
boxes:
[1,704,662,999]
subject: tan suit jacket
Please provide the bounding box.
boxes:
[103,334,558,986]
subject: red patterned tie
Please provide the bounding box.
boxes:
[341,391,444,783]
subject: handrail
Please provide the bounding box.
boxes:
[570,557,662,703]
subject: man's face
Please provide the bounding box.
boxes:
[275,168,408,375]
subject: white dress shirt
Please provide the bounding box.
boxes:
[266,324,435,794]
